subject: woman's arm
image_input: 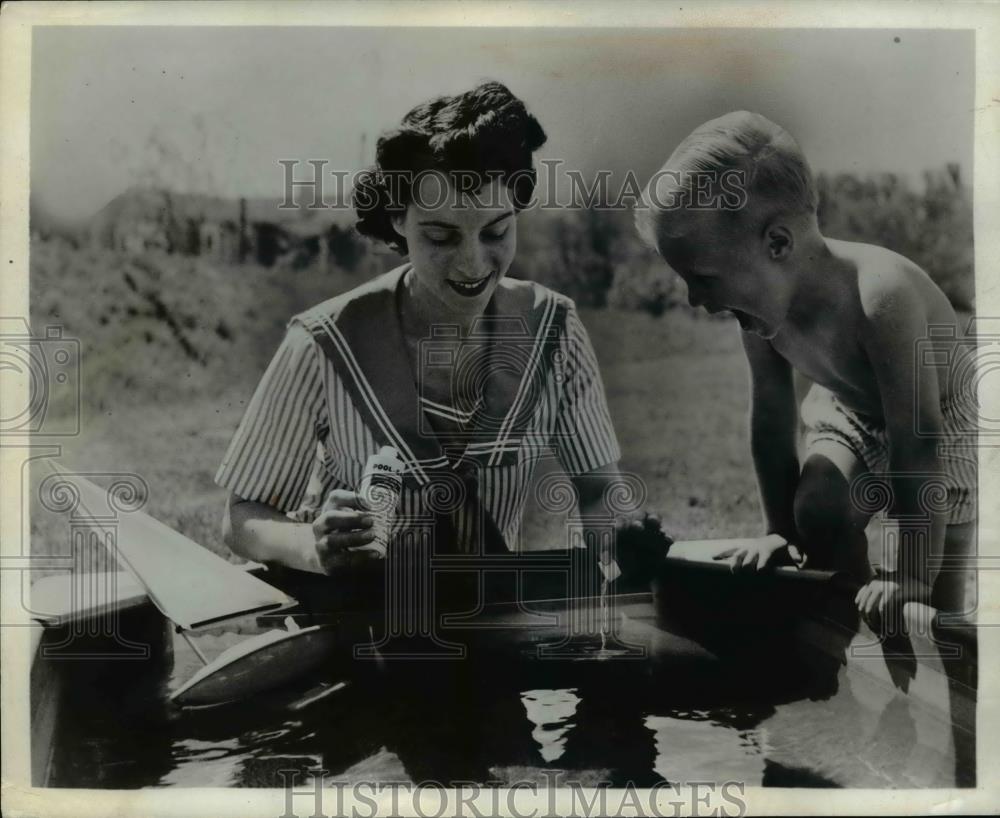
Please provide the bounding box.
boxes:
[223,492,320,572]
[571,462,622,520]
[223,490,379,574]
[215,323,375,574]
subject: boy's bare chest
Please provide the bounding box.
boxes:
[771,323,881,414]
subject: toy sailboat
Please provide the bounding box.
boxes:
[36,463,342,708]
[64,471,293,628]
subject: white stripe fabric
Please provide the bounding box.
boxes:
[489,295,558,466]
[215,322,326,512]
[420,396,479,424]
[551,305,621,477]
[215,295,621,552]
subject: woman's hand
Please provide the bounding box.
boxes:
[311,490,380,574]
[613,511,674,582]
[711,534,792,573]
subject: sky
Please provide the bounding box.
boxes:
[31,26,974,225]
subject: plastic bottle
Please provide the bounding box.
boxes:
[352,446,404,559]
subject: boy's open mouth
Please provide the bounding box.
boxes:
[446,273,492,297]
[729,308,777,339]
[730,308,757,331]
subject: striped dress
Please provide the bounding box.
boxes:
[215,265,620,553]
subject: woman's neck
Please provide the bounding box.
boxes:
[398,267,484,341]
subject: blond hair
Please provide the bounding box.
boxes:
[636,111,817,249]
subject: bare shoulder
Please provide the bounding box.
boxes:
[828,239,936,324]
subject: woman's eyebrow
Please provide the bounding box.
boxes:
[484,211,514,228]
[417,220,458,229]
[417,211,514,229]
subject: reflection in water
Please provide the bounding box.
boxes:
[45,607,962,789]
[644,712,766,786]
[161,738,244,787]
[520,688,581,762]
[173,737,240,762]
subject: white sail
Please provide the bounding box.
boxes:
[53,467,294,630]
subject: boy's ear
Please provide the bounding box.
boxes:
[390,213,407,240]
[764,224,794,261]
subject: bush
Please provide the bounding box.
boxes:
[607,256,683,317]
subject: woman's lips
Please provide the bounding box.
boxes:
[446,273,493,298]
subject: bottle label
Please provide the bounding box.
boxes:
[357,449,403,558]
[368,472,402,489]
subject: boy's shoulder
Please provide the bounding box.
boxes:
[829,238,932,318]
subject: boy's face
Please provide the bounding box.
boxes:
[655,212,792,339]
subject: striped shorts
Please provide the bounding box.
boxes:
[801,384,978,525]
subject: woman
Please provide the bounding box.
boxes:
[218,81,627,575]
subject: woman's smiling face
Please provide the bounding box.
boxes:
[392,173,517,318]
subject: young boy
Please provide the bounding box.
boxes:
[635,111,977,619]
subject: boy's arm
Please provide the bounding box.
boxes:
[742,331,800,543]
[859,282,943,599]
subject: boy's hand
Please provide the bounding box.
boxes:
[855,575,932,626]
[712,534,792,573]
[311,490,379,573]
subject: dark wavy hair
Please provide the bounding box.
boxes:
[353,81,547,254]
